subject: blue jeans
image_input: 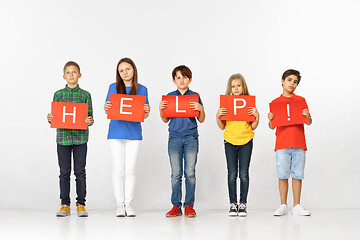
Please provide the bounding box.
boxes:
[168,135,199,208]
[57,143,87,206]
[224,139,253,204]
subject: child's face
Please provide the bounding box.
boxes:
[230,79,243,95]
[63,66,81,88]
[281,74,299,94]
[173,71,191,91]
[118,62,134,83]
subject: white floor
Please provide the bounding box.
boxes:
[0,209,359,240]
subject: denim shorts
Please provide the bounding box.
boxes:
[275,148,306,179]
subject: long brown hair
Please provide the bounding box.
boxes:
[116,58,138,95]
[225,73,250,95]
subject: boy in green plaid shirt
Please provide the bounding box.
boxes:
[47,61,93,217]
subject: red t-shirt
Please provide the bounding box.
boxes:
[271,94,309,151]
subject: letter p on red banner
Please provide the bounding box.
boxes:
[107,93,146,122]
[51,102,89,129]
[219,95,256,121]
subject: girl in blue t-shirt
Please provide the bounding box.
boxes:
[104,57,150,217]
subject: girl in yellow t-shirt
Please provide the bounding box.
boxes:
[216,73,259,217]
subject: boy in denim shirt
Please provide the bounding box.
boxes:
[159,65,205,218]
[268,69,312,216]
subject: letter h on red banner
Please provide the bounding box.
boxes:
[51,102,89,129]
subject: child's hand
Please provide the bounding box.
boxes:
[190,102,204,112]
[268,112,274,121]
[144,104,151,113]
[248,107,259,118]
[104,101,112,114]
[47,113,53,123]
[85,116,94,126]
[302,108,310,117]
[159,100,168,110]
[216,108,228,118]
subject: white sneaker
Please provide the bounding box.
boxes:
[292,204,311,216]
[274,204,288,216]
[125,204,136,217]
[116,204,126,217]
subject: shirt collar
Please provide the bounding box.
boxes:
[65,85,80,92]
[176,88,190,95]
[280,93,296,100]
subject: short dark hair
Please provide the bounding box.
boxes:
[63,61,80,73]
[172,65,192,80]
[282,69,301,84]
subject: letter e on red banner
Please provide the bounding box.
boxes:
[107,93,146,122]
[219,95,256,121]
[51,102,88,130]
[162,95,200,118]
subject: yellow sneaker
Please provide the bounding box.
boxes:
[56,204,70,217]
[76,203,88,217]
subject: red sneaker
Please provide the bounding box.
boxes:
[185,205,196,218]
[166,205,182,217]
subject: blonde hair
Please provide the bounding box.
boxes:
[225,73,250,95]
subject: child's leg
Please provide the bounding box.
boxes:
[124,140,140,205]
[290,148,306,206]
[168,136,184,208]
[275,149,291,204]
[292,178,302,206]
[73,143,87,206]
[110,139,126,206]
[224,141,239,204]
[183,135,198,207]
[279,179,289,204]
[238,140,253,203]
[57,144,72,206]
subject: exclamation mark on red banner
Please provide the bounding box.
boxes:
[287,104,290,121]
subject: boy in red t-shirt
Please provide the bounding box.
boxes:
[268,69,312,216]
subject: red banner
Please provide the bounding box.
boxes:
[107,93,146,122]
[51,102,88,130]
[162,95,199,118]
[269,99,307,127]
[219,95,256,121]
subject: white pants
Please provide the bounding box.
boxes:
[109,139,140,206]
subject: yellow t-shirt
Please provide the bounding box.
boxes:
[224,120,254,145]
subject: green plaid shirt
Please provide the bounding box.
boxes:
[53,85,93,146]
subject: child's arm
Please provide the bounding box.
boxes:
[104,101,112,114]
[86,93,94,126]
[144,104,150,119]
[249,107,260,130]
[85,116,94,126]
[47,113,53,123]
[268,112,275,130]
[190,102,205,123]
[159,100,169,123]
[302,108,312,125]
[216,108,227,130]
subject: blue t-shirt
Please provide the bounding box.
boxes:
[167,89,203,137]
[106,83,149,140]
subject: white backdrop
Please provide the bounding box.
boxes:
[0,0,359,210]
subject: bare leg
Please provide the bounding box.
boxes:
[279,179,288,204]
[292,178,302,206]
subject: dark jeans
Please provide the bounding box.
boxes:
[224,139,253,204]
[57,143,87,206]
